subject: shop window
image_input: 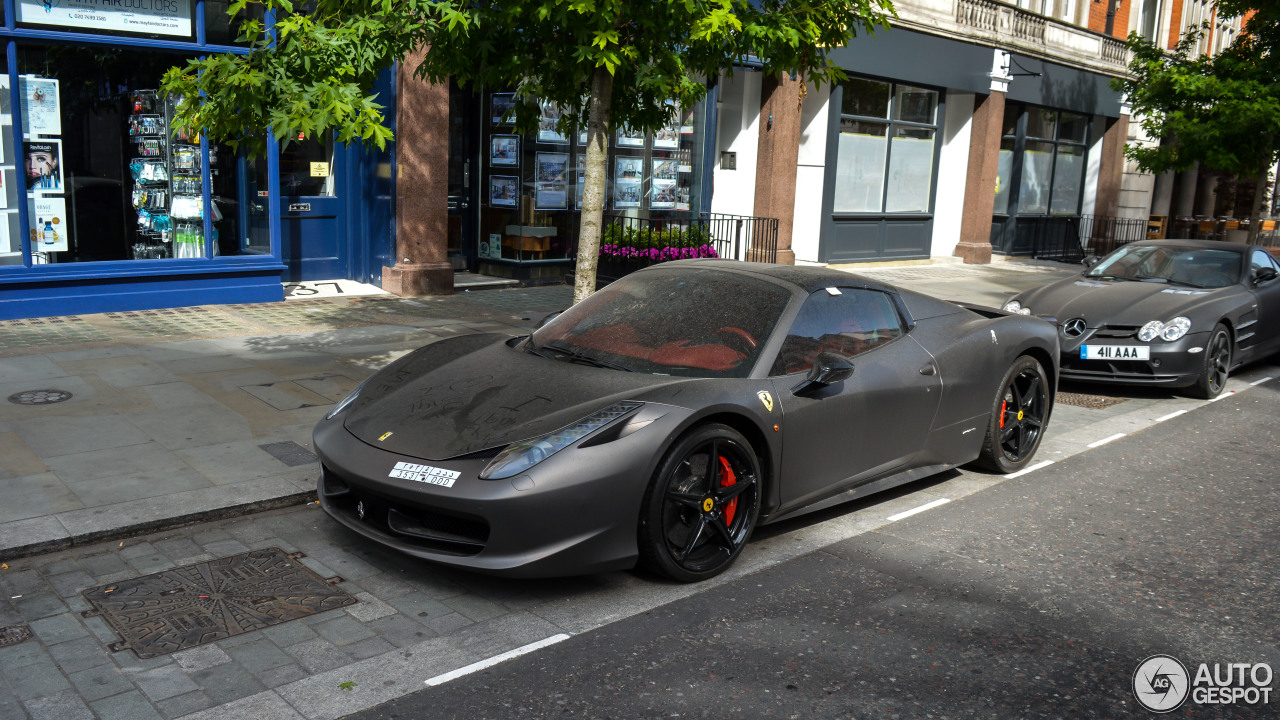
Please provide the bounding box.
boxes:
[833,79,940,215]
[477,93,704,263]
[13,45,261,264]
[0,47,19,267]
[1000,104,1090,217]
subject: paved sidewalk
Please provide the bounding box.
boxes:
[0,260,1077,560]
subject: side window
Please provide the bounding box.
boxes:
[770,289,904,375]
[1252,249,1280,281]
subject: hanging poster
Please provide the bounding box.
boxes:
[654,101,680,149]
[19,77,60,136]
[27,196,68,253]
[614,157,643,209]
[490,135,520,166]
[24,140,63,192]
[534,152,569,210]
[491,93,516,125]
[489,176,519,208]
[0,218,11,256]
[537,101,570,144]
[650,158,678,209]
[16,0,194,39]
[575,155,585,207]
[616,125,645,149]
[0,171,7,209]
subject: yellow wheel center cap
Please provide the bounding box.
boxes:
[1017,410,1025,421]
[703,498,715,512]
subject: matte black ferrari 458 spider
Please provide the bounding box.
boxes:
[1004,240,1280,398]
[314,261,1059,581]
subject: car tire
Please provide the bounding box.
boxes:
[638,423,760,582]
[1190,323,1232,400]
[974,355,1050,474]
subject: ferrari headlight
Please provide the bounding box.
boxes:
[480,402,642,480]
[1138,321,1163,342]
[325,381,366,420]
[1160,316,1191,341]
[1003,299,1030,315]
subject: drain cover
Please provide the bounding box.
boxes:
[259,441,319,467]
[0,624,32,647]
[81,547,355,658]
[1056,392,1128,409]
[7,389,73,405]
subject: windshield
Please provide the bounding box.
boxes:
[531,266,792,377]
[1086,245,1242,288]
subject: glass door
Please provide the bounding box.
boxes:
[279,135,346,280]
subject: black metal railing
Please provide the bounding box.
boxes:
[1028,214,1149,263]
[595,212,779,279]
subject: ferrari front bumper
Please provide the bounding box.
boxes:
[312,408,687,578]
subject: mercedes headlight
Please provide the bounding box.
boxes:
[1160,317,1191,341]
[480,402,642,480]
[1003,300,1030,315]
[1138,317,1192,342]
[325,381,366,420]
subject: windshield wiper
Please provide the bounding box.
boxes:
[1085,274,1138,281]
[536,341,634,372]
[1162,278,1206,288]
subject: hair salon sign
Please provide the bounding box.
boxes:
[18,0,193,38]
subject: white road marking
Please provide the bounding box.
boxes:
[887,498,951,522]
[1250,376,1273,386]
[1087,433,1126,448]
[425,634,571,686]
[1004,459,1054,479]
[1209,390,1237,402]
[1155,410,1188,422]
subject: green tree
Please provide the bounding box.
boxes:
[162,0,895,302]
[1116,2,1280,240]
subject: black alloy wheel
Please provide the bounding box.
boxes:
[975,355,1050,474]
[1192,323,1232,399]
[638,424,760,582]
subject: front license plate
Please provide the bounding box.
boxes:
[1081,344,1150,361]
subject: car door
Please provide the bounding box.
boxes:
[771,288,942,510]
[1248,249,1280,355]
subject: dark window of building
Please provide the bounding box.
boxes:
[833,78,940,214]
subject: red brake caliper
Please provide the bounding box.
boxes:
[999,400,1007,428]
[718,456,737,526]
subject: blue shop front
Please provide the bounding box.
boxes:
[0,0,394,320]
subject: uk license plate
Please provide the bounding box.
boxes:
[1081,344,1150,360]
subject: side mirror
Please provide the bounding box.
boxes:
[1082,254,1100,269]
[791,352,854,396]
[1256,266,1279,283]
[535,311,563,330]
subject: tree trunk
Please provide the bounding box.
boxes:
[573,67,614,305]
[1249,164,1267,243]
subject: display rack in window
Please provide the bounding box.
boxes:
[127,91,221,260]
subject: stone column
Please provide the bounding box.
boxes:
[753,73,802,265]
[383,47,453,296]
[1094,115,1127,218]
[1175,164,1199,217]
[955,90,1005,264]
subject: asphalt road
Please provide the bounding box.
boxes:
[349,381,1280,719]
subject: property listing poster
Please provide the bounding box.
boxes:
[534,152,568,210]
[614,157,643,209]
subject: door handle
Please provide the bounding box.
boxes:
[919,363,936,376]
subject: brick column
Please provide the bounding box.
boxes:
[383,47,453,296]
[1095,115,1127,219]
[753,73,802,265]
[955,90,1005,264]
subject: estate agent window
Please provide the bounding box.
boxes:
[994,104,1089,216]
[832,77,940,214]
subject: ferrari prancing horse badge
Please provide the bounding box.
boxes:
[757,390,773,412]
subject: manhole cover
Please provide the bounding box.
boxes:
[81,547,355,658]
[7,389,74,405]
[1056,392,1128,409]
[0,624,32,647]
[259,441,319,467]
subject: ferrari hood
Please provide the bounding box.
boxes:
[1018,277,1223,327]
[343,334,691,461]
